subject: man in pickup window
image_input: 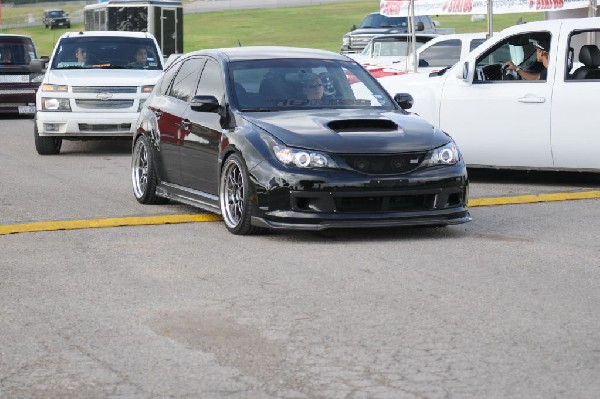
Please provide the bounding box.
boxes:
[504,39,550,81]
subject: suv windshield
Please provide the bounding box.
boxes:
[51,36,162,70]
[229,58,395,112]
[0,37,37,66]
[48,10,66,17]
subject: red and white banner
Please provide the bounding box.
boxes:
[380,0,597,16]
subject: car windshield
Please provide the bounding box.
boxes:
[49,11,65,17]
[359,15,408,29]
[51,37,162,70]
[0,38,37,66]
[229,58,396,112]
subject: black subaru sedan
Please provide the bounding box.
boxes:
[132,46,471,235]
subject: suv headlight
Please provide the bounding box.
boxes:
[426,141,460,166]
[42,98,71,111]
[273,145,337,169]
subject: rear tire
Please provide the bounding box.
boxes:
[219,153,266,235]
[34,124,62,155]
[131,135,168,205]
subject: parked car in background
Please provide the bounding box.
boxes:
[378,18,600,172]
[0,34,43,116]
[32,31,164,155]
[131,46,471,235]
[368,32,489,78]
[42,9,71,29]
[347,33,438,66]
[341,13,454,54]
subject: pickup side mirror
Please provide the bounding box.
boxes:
[191,95,220,113]
[416,21,425,31]
[351,24,356,31]
[394,93,414,110]
[456,61,470,80]
[30,58,48,73]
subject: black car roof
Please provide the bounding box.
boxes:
[187,46,350,62]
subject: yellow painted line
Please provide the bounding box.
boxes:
[1,190,599,236]
[0,214,222,236]
[468,190,600,207]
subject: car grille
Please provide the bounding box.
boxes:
[350,35,375,48]
[78,123,131,132]
[340,153,425,174]
[72,86,137,94]
[75,99,134,109]
[289,189,458,214]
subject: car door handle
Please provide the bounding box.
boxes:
[518,95,545,103]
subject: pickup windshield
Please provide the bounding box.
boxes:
[0,37,37,66]
[51,36,162,70]
[359,15,408,29]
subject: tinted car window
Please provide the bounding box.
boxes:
[159,60,183,95]
[229,58,395,111]
[195,59,224,99]
[169,58,203,102]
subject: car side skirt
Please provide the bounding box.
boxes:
[156,182,221,214]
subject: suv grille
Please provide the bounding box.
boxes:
[75,99,134,109]
[72,86,137,93]
[79,123,131,132]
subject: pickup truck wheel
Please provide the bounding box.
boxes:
[34,125,62,155]
[219,153,266,235]
[131,135,168,205]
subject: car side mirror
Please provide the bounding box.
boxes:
[30,58,47,73]
[394,93,413,110]
[191,95,220,113]
[351,24,356,31]
[416,21,425,31]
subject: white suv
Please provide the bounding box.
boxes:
[33,31,163,155]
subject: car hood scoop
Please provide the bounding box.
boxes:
[243,110,437,153]
[327,118,398,133]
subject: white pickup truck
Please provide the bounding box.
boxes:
[379,17,600,172]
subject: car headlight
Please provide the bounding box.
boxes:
[342,36,350,46]
[427,141,460,166]
[273,145,337,169]
[42,98,71,111]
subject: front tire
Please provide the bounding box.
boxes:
[131,135,167,205]
[219,153,265,235]
[34,124,62,155]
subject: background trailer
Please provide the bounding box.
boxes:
[84,0,183,56]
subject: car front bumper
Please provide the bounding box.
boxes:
[36,111,138,137]
[250,161,471,230]
[0,87,37,115]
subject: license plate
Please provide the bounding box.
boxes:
[18,106,36,114]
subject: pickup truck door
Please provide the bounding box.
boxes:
[438,52,554,168]
[549,38,600,170]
